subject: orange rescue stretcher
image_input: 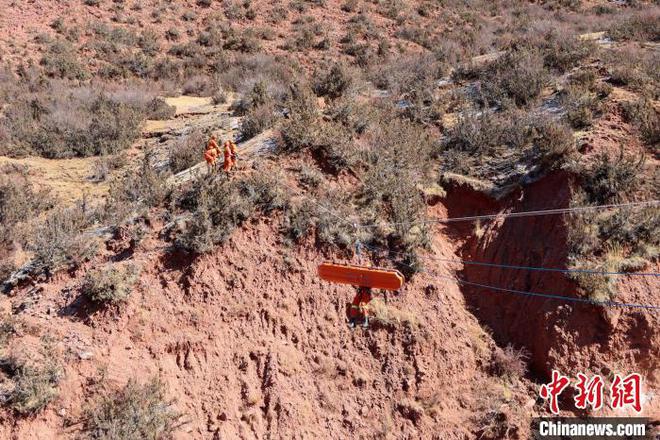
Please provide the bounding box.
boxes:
[317,263,404,291]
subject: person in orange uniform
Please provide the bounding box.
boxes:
[347,286,372,328]
[204,135,219,175]
[222,138,235,178]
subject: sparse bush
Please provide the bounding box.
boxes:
[82,378,182,439]
[279,83,322,153]
[0,169,52,243]
[365,298,418,329]
[40,41,89,80]
[568,151,657,301]
[442,110,574,182]
[608,11,660,42]
[284,191,356,248]
[476,49,548,107]
[622,98,659,146]
[26,204,99,274]
[82,263,140,304]
[1,343,62,415]
[107,153,168,220]
[2,84,145,158]
[239,104,277,140]
[175,171,287,253]
[296,165,323,189]
[582,151,644,205]
[490,345,528,380]
[314,63,354,100]
[145,98,176,120]
[170,130,205,173]
[165,28,180,41]
[341,0,359,12]
[561,85,601,129]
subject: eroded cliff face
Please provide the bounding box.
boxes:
[0,216,534,439]
[443,171,660,416]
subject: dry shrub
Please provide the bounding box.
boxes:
[568,151,658,301]
[471,382,526,440]
[582,151,644,205]
[279,83,321,152]
[284,190,356,249]
[82,378,183,440]
[0,168,52,243]
[1,82,147,158]
[490,345,528,380]
[40,40,89,80]
[442,110,574,181]
[365,298,418,329]
[175,171,287,253]
[605,48,658,98]
[622,98,659,146]
[313,63,355,100]
[475,48,548,108]
[239,104,277,141]
[25,204,99,274]
[107,153,169,220]
[169,130,205,173]
[608,10,660,42]
[82,263,140,305]
[0,342,62,415]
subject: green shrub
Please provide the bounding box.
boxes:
[40,41,89,80]
[314,63,354,100]
[83,378,182,440]
[82,263,140,304]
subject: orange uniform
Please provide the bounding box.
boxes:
[223,141,234,172]
[205,137,219,164]
[347,287,372,327]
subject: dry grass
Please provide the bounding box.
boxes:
[82,263,141,305]
[365,298,419,329]
[0,341,62,415]
[82,378,183,440]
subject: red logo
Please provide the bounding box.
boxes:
[574,373,604,410]
[540,371,643,414]
[539,370,570,415]
[610,373,642,412]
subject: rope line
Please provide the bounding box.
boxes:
[280,180,660,310]
[360,200,660,228]
[432,273,660,310]
[363,244,660,277]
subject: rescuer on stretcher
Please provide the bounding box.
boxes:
[348,286,372,328]
[317,262,404,330]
